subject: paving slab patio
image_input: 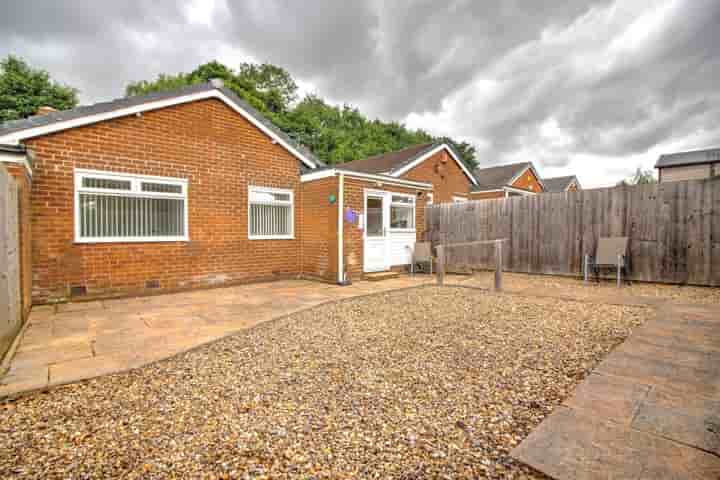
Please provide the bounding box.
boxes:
[512,300,720,479]
[0,276,439,398]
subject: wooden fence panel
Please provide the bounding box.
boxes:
[425,178,720,286]
[0,164,21,360]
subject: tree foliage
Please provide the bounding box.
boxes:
[617,167,657,186]
[126,61,297,117]
[125,61,478,168]
[0,56,78,122]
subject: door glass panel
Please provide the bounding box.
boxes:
[366,197,384,237]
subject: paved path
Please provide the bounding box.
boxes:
[512,300,720,479]
[0,276,439,399]
[5,273,720,478]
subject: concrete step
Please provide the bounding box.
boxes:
[364,271,401,282]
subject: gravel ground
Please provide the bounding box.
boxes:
[1,287,650,479]
[460,271,720,304]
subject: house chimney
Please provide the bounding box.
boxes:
[36,106,57,116]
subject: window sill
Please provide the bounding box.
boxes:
[248,235,295,240]
[75,236,189,244]
[389,228,416,233]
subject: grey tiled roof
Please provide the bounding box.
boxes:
[472,162,533,191]
[339,142,476,183]
[340,143,435,175]
[542,175,579,192]
[0,81,324,168]
[655,147,720,168]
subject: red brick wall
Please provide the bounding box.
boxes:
[4,163,32,318]
[469,190,505,200]
[300,176,338,281]
[25,98,304,302]
[400,149,473,203]
[511,167,544,192]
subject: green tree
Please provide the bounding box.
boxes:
[124,61,478,167]
[126,61,297,118]
[618,167,657,186]
[0,56,78,122]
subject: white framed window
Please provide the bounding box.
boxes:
[426,193,434,205]
[390,193,415,230]
[248,186,294,239]
[452,196,468,203]
[74,169,188,243]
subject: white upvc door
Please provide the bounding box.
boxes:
[363,190,390,272]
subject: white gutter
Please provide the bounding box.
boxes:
[471,186,537,196]
[301,168,433,190]
[337,172,344,284]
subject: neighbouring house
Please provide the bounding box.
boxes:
[337,142,479,204]
[542,175,581,193]
[655,147,720,183]
[469,161,545,199]
[0,80,464,302]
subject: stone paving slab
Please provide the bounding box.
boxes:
[513,301,720,479]
[0,276,439,398]
[513,406,720,480]
[633,388,720,456]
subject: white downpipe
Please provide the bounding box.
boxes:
[337,173,344,284]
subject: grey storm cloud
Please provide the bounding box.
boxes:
[1,0,719,185]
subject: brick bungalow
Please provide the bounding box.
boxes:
[542,175,581,193]
[303,143,479,280]
[0,81,478,302]
[469,162,545,199]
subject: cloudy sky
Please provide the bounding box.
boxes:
[2,0,719,186]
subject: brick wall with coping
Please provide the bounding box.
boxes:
[25,98,304,302]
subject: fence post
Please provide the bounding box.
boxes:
[617,254,622,288]
[436,245,445,286]
[494,241,503,291]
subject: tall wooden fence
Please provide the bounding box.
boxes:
[425,178,720,286]
[0,164,22,360]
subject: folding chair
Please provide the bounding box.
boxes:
[410,242,435,275]
[584,237,630,287]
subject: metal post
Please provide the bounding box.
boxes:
[583,254,588,284]
[436,245,445,286]
[494,241,503,291]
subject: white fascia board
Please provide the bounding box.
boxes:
[0,90,317,170]
[300,169,336,182]
[470,186,536,196]
[0,151,32,177]
[300,168,433,190]
[391,144,478,185]
[504,186,536,195]
[470,188,503,193]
